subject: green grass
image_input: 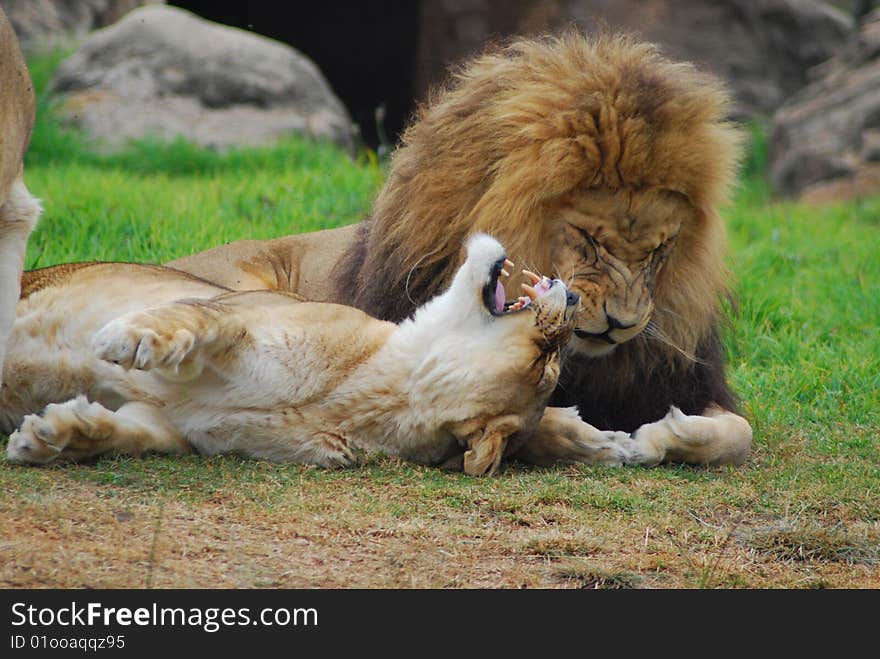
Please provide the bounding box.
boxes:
[22,49,383,266]
[2,53,879,588]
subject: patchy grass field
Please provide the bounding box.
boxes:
[1,56,878,589]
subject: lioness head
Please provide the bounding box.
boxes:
[455,233,578,359]
[414,233,578,417]
[429,233,579,474]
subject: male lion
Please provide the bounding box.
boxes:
[170,33,752,467]
[4,235,608,475]
[0,9,41,392]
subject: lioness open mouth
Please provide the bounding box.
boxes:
[482,260,568,316]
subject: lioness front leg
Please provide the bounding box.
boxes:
[93,301,225,381]
[449,415,524,476]
[6,396,190,465]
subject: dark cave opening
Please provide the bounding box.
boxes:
[171,1,422,151]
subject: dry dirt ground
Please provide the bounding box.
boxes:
[2,456,878,589]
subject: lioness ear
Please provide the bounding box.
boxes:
[463,429,508,477]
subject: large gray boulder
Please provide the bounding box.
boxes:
[50,5,356,152]
[0,0,161,51]
[415,0,854,120]
[771,10,880,201]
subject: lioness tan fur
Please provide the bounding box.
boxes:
[169,32,752,467]
[4,235,587,475]
[0,9,41,392]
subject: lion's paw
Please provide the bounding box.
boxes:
[630,406,752,466]
[657,406,714,445]
[94,318,195,373]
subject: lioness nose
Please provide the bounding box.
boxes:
[566,291,580,307]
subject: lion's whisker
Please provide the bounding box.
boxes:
[643,321,704,365]
[652,305,688,322]
[404,252,431,307]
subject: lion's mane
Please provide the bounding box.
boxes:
[333,32,743,431]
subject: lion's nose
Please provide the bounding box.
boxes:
[566,291,580,307]
[606,314,636,331]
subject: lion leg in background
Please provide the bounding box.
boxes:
[513,404,751,468]
[5,396,190,465]
[0,176,41,386]
[0,8,39,389]
[166,223,360,300]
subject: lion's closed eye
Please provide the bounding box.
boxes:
[567,224,601,261]
[650,233,678,270]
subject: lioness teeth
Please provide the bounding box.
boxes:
[504,258,515,270]
[522,270,541,285]
[501,268,510,278]
[507,295,531,312]
[521,283,538,301]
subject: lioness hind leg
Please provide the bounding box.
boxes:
[5,396,191,465]
[0,177,41,387]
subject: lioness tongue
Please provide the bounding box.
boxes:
[522,276,553,301]
[495,280,506,314]
[535,277,552,295]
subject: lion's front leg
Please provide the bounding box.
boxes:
[514,405,752,468]
[630,405,752,467]
[5,396,191,465]
[511,406,646,467]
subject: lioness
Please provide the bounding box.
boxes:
[3,235,591,475]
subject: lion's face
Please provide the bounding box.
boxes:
[547,187,695,357]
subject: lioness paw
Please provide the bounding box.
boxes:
[315,433,358,469]
[4,396,98,464]
[93,319,195,374]
[6,415,63,464]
